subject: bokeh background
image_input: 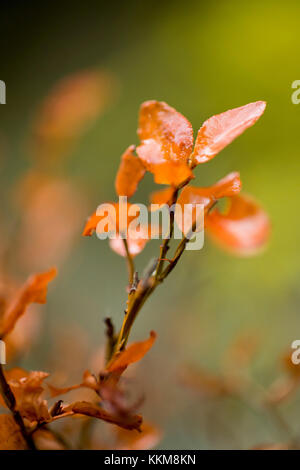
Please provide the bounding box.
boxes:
[1,0,300,449]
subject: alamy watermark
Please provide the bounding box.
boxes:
[291,340,300,365]
[291,80,300,104]
[0,80,6,104]
[0,340,6,364]
[95,196,205,251]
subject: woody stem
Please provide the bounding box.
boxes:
[155,188,178,281]
[0,364,36,450]
[122,238,135,286]
[113,228,191,353]
[112,178,194,356]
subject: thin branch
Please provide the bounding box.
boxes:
[112,180,193,356]
[104,317,116,363]
[122,238,135,286]
[155,188,178,281]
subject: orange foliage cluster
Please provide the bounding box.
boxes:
[84,100,270,257]
[0,94,271,450]
[0,284,158,449]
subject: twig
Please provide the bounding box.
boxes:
[122,238,135,286]
[155,188,178,281]
[104,317,116,363]
[111,178,194,356]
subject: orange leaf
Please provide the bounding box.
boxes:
[206,194,270,256]
[68,401,142,431]
[83,202,141,238]
[178,172,241,210]
[48,370,99,397]
[1,368,51,423]
[107,331,156,373]
[137,101,194,186]
[82,211,102,236]
[48,383,82,398]
[0,414,28,450]
[192,101,266,165]
[109,225,149,258]
[176,172,241,234]
[115,145,146,198]
[150,160,193,186]
[31,69,117,161]
[149,186,176,207]
[0,268,57,338]
[209,171,242,199]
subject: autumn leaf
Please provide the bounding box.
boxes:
[137,101,194,185]
[149,160,193,186]
[66,401,142,431]
[48,370,99,398]
[178,172,241,212]
[83,202,153,257]
[83,202,140,237]
[1,368,51,423]
[108,230,149,258]
[82,211,102,236]
[192,101,266,165]
[0,414,28,450]
[107,331,156,373]
[30,69,117,161]
[136,100,266,186]
[0,268,57,338]
[205,194,270,256]
[115,145,146,198]
[16,172,87,270]
[175,172,242,235]
[149,186,176,207]
[137,101,193,163]
[208,172,242,199]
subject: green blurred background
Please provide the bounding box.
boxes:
[1,0,300,449]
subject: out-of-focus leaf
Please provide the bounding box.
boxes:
[206,194,270,256]
[0,268,57,338]
[176,172,241,235]
[48,370,98,398]
[1,368,50,423]
[31,69,117,161]
[16,172,87,270]
[109,229,149,258]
